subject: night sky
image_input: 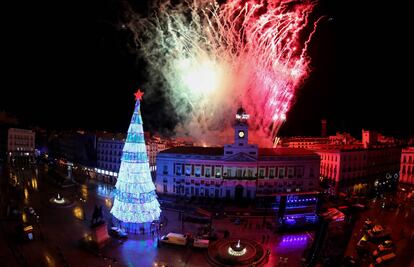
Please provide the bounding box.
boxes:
[2,0,412,139]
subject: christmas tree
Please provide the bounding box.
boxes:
[110,89,161,232]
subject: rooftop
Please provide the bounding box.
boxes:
[402,147,414,153]
[313,143,400,152]
[159,146,224,156]
[258,148,318,157]
[159,146,318,158]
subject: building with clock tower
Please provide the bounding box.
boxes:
[224,106,258,158]
[156,107,320,206]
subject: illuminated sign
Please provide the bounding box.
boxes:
[235,114,250,120]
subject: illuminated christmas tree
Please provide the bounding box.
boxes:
[110,89,161,232]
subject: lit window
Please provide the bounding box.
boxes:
[195,166,201,177]
[215,166,221,178]
[185,165,191,176]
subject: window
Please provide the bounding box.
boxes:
[195,166,201,177]
[258,168,265,178]
[226,168,232,177]
[296,167,303,178]
[247,169,253,178]
[236,169,242,177]
[215,166,221,178]
[287,167,294,178]
[402,165,406,174]
[269,168,275,178]
[163,165,168,175]
[278,167,285,178]
[205,167,211,177]
[175,164,182,175]
[309,167,315,177]
[163,184,167,193]
[185,165,191,176]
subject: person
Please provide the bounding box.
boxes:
[91,205,98,224]
[98,206,103,222]
[278,257,283,267]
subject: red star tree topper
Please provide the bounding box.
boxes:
[134,89,144,101]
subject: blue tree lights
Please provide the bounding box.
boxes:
[110,89,161,231]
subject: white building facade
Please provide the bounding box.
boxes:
[7,128,35,164]
[96,137,124,183]
[156,108,320,199]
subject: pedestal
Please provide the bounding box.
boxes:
[91,222,110,248]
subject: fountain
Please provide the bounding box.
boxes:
[228,240,247,257]
[49,193,72,207]
[53,193,65,204]
[207,238,267,266]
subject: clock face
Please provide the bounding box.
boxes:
[238,130,245,138]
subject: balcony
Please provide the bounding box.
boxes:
[223,176,256,180]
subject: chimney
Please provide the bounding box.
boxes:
[321,119,327,137]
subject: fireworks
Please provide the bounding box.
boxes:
[127,0,323,146]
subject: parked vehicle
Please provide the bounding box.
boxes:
[109,227,128,239]
[364,218,374,229]
[160,233,188,246]
[372,247,394,258]
[193,238,209,248]
[373,252,396,266]
[380,240,394,248]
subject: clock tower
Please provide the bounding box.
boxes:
[234,107,249,146]
[224,107,258,158]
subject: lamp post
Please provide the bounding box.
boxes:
[80,197,87,221]
[35,214,44,240]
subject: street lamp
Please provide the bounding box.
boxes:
[80,198,87,221]
[35,214,44,240]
